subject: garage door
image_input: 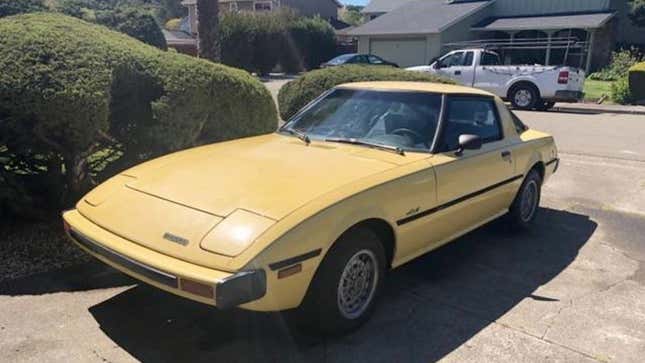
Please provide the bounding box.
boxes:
[369,38,427,68]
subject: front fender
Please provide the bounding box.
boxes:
[241,201,394,312]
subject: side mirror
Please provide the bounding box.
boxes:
[456,134,482,156]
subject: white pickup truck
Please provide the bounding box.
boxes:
[407,48,585,111]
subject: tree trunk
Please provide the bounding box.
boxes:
[63,153,90,206]
[197,0,221,62]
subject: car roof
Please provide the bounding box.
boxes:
[336,81,495,97]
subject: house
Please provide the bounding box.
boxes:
[348,0,643,71]
[181,0,343,35]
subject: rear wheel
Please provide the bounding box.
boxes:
[510,83,539,110]
[507,169,542,230]
[298,227,386,335]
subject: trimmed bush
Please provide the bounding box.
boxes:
[55,0,168,49]
[282,16,336,72]
[629,62,645,103]
[278,65,455,120]
[219,11,336,75]
[0,0,46,18]
[0,13,277,215]
[95,7,168,50]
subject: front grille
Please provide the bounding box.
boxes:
[69,229,178,288]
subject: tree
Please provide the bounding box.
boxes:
[0,0,46,18]
[629,0,645,27]
[197,0,220,61]
[340,5,365,26]
[158,0,186,21]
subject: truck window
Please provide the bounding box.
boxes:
[481,52,501,66]
[463,52,474,66]
[439,52,464,68]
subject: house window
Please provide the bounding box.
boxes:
[229,2,238,12]
[254,1,272,11]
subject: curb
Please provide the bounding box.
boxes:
[551,105,645,116]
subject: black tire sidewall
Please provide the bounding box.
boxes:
[509,170,543,229]
[510,84,539,110]
[299,227,386,335]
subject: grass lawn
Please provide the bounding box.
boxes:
[584,79,613,103]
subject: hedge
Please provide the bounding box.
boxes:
[277,65,455,120]
[219,11,336,75]
[629,62,645,103]
[0,13,277,216]
[0,0,46,18]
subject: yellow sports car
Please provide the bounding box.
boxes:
[63,81,558,333]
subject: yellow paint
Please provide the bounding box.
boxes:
[63,82,558,311]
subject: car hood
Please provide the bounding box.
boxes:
[122,134,409,220]
[76,134,422,269]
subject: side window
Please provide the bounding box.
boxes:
[439,52,464,68]
[439,98,503,151]
[481,52,501,66]
[355,55,369,64]
[368,55,384,64]
[463,51,474,66]
[510,110,528,134]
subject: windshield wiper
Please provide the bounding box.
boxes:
[324,137,405,156]
[285,128,311,145]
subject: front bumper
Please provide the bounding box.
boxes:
[551,90,584,103]
[63,210,266,309]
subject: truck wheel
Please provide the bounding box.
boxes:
[298,227,386,335]
[536,101,555,111]
[507,169,542,230]
[510,84,539,110]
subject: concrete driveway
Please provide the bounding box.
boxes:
[1,87,644,362]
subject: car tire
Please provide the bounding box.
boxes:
[510,83,539,110]
[298,227,386,335]
[507,169,542,230]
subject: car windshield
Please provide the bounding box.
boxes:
[328,54,356,65]
[282,88,442,152]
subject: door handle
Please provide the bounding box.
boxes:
[501,150,512,160]
[454,70,462,75]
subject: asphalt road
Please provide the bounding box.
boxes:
[1,87,644,362]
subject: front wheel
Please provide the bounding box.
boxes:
[507,170,542,230]
[298,227,386,335]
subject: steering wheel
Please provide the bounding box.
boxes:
[391,128,429,148]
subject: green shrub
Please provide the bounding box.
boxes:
[278,65,455,120]
[282,16,336,72]
[0,0,46,18]
[611,77,634,105]
[96,7,167,50]
[589,48,643,81]
[0,13,277,216]
[219,11,336,74]
[55,0,167,49]
[629,62,645,103]
[165,17,181,30]
[158,0,186,21]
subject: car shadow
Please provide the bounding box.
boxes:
[88,207,596,362]
[0,261,134,296]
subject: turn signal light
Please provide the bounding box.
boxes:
[180,278,214,299]
[277,264,302,279]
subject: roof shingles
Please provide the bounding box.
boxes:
[349,0,493,36]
